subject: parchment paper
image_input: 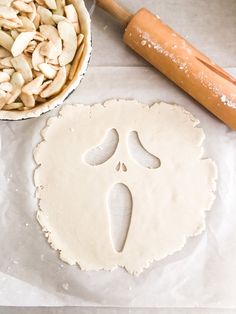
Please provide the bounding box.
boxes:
[1,0,236,307]
[0,65,236,307]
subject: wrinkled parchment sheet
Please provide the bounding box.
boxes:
[0,65,236,307]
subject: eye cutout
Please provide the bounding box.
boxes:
[127,130,161,169]
[84,128,119,166]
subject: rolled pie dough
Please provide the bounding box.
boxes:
[34,99,217,275]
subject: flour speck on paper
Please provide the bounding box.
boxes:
[33,99,217,275]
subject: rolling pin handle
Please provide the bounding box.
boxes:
[96,0,132,26]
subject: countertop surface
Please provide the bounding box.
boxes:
[1,0,236,313]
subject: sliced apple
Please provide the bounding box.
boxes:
[57,21,77,66]
[11,54,32,82]
[0,30,14,51]
[22,73,44,94]
[32,42,45,71]
[40,65,66,97]
[38,62,57,79]
[11,31,35,56]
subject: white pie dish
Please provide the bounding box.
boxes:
[0,0,92,121]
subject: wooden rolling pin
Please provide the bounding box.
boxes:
[96,0,236,130]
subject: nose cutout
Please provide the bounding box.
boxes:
[121,163,127,172]
[115,162,127,172]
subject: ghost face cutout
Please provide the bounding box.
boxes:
[84,128,161,253]
[34,100,217,275]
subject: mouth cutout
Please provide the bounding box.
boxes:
[107,183,133,253]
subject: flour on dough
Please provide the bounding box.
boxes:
[34,99,217,275]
